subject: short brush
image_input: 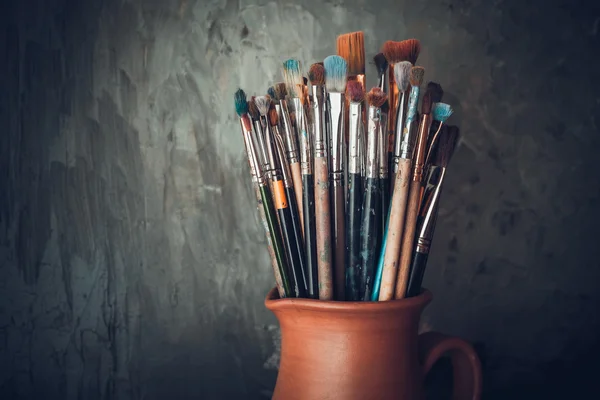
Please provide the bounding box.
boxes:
[425,103,454,166]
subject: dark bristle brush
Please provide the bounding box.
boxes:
[406,125,460,297]
[359,87,387,301]
[345,80,365,301]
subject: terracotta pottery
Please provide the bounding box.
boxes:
[265,287,482,400]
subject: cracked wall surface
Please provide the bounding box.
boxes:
[1,0,600,399]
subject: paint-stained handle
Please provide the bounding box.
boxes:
[359,177,381,301]
[379,158,411,301]
[302,174,318,299]
[345,172,362,301]
[286,186,308,297]
[290,162,304,234]
[259,185,292,297]
[314,157,333,300]
[394,179,422,299]
[332,183,346,300]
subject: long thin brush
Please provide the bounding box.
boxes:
[379,100,390,243]
[374,66,424,301]
[359,88,387,301]
[406,125,460,296]
[256,95,307,298]
[323,55,348,300]
[345,81,365,301]
[394,89,434,299]
[235,90,291,297]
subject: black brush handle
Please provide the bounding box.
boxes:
[302,174,318,299]
[285,186,308,297]
[345,172,362,301]
[406,250,429,297]
[331,182,346,300]
[380,176,390,248]
[359,177,381,301]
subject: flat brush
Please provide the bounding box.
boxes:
[359,88,387,301]
[345,81,364,301]
[235,90,291,297]
[390,61,412,194]
[394,89,434,299]
[324,55,348,300]
[337,31,366,90]
[374,66,424,301]
[256,95,307,298]
[406,125,460,297]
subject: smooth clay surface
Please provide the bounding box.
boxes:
[1,0,600,399]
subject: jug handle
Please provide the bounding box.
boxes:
[418,331,483,400]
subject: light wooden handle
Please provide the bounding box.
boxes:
[379,158,411,301]
[394,179,422,299]
[314,157,333,300]
[290,161,304,234]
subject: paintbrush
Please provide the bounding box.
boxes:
[379,99,390,242]
[406,125,460,297]
[394,88,434,299]
[374,52,389,92]
[272,82,304,235]
[235,90,292,297]
[359,88,387,301]
[345,80,365,301]
[324,55,348,300]
[337,31,366,90]
[390,61,413,193]
[373,66,424,301]
[382,39,421,173]
[248,96,269,174]
[425,103,454,166]
[256,95,307,298]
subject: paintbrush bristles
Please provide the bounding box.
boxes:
[337,31,365,76]
[374,53,388,76]
[268,106,279,127]
[409,66,425,87]
[421,91,432,115]
[234,89,248,116]
[274,83,287,101]
[432,103,454,122]
[248,96,260,120]
[394,61,412,92]
[308,63,325,86]
[346,80,365,103]
[282,59,304,97]
[254,95,271,116]
[401,39,421,64]
[435,125,460,167]
[366,87,387,108]
[324,55,348,93]
[382,39,421,64]
[267,86,276,99]
[427,82,444,103]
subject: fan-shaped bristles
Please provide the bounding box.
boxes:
[267,86,276,99]
[346,81,364,103]
[373,53,388,77]
[394,61,412,93]
[273,83,287,101]
[336,31,365,76]
[282,59,304,97]
[432,103,454,123]
[427,82,444,103]
[366,87,387,108]
[268,106,279,127]
[435,125,460,168]
[323,55,348,93]
[308,63,325,86]
[409,66,425,87]
[399,39,421,64]
[421,91,432,114]
[234,89,248,116]
[248,96,260,120]
[382,39,421,64]
[254,95,271,116]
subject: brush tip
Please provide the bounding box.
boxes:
[382,39,421,64]
[409,66,425,87]
[308,63,325,86]
[254,95,271,116]
[435,125,461,167]
[282,59,303,97]
[234,89,248,116]
[394,61,413,92]
[248,96,259,120]
[273,82,287,101]
[346,80,365,103]
[336,31,365,76]
[324,55,348,93]
[373,52,388,76]
[267,86,276,99]
[366,87,387,108]
[427,82,444,103]
[268,106,279,127]
[432,102,454,123]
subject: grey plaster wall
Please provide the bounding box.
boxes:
[1,0,599,398]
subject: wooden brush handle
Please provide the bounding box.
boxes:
[314,157,333,300]
[379,159,412,301]
[290,161,304,234]
[332,183,346,300]
[394,179,422,299]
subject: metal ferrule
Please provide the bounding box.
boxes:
[348,102,363,175]
[411,113,433,182]
[293,97,313,175]
[311,85,327,157]
[253,119,269,172]
[378,69,388,93]
[400,86,421,159]
[274,130,293,188]
[264,121,281,181]
[379,110,389,179]
[241,118,264,185]
[279,99,299,164]
[393,92,408,158]
[416,167,445,252]
[365,106,381,179]
[329,92,344,176]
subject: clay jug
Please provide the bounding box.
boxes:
[265,287,482,400]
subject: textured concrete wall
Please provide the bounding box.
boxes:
[1,0,600,398]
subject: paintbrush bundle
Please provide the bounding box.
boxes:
[233,33,460,301]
